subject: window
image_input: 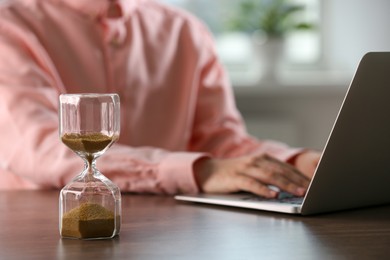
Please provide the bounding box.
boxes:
[159,0,321,84]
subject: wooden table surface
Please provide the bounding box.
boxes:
[1,190,390,260]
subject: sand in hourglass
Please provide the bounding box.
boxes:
[61,133,117,155]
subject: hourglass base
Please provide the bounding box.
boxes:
[60,198,121,240]
[59,168,121,240]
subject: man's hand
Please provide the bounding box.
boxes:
[194,151,321,198]
[293,150,321,179]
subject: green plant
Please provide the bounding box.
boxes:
[228,0,313,38]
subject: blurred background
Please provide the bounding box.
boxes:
[2,0,387,151]
[161,0,390,150]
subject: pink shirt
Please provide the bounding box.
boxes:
[0,0,301,193]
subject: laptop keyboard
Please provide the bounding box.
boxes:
[241,192,304,205]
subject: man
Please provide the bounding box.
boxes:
[0,0,320,197]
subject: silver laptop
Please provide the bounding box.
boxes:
[175,52,390,215]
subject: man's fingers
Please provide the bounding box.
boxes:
[235,175,278,198]
[260,156,309,182]
[244,168,306,196]
[244,155,309,196]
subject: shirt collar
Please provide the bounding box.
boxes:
[59,0,142,20]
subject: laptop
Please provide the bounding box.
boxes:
[175,52,390,215]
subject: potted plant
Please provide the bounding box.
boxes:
[227,0,314,81]
[229,0,313,39]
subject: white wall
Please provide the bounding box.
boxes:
[321,0,390,72]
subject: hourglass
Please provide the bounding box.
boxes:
[59,93,121,240]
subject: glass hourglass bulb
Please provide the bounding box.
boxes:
[58,93,121,240]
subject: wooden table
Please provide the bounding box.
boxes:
[1,190,390,259]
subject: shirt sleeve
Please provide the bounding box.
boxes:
[188,24,303,162]
[0,84,208,193]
